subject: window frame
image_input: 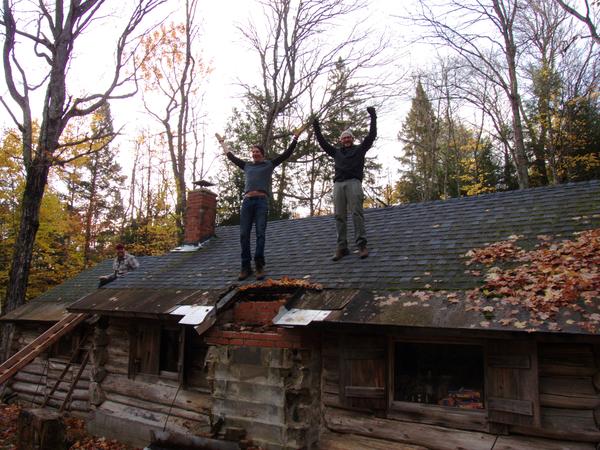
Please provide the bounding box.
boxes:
[129,321,185,381]
[387,335,489,432]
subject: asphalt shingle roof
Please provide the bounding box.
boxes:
[110,180,600,291]
[7,180,600,332]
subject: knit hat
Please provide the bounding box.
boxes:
[340,129,354,139]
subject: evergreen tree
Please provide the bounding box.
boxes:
[65,103,126,266]
[397,80,441,202]
[289,60,381,215]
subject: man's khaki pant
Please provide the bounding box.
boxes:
[333,179,367,250]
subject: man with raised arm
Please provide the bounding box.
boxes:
[217,130,302,280]
[312,107,377,260]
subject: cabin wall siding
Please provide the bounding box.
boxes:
[321,331,600,449]
[8,324,91,415]
[86,319,212,447]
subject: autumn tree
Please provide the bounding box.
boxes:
[516,0,600,184]
[0,129,83,302]
[119,130,179,254]
[140,0,211,243]
[0,0,166,317]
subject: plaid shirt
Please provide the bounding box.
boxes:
[112,252,139,276]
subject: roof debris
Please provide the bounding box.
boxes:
[463,228,600,332]
[238,276,323,292]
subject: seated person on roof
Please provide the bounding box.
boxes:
[98,243,139,287]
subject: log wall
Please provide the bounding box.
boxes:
[87,319,212,447]
[510,343,600,443]
[8,324,91,415]
[320,332,600,450]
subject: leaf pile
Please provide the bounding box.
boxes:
[464,228,600,331]
[0,403,140,450]
[239,276,323,291]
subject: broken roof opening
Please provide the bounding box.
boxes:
[232,285,303,304]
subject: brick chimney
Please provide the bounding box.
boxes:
[184,188,217,245]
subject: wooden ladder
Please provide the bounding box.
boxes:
[41,329,91,412]
[0,313,88,386]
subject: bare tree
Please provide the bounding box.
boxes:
[237,0,390,216]
[410,0,530,189]
[555,0,600,44]
[0,0,166,317]
[140,0,210,242]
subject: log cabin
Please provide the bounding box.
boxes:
[1,180,600,450]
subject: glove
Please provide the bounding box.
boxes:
[367,106,376,117]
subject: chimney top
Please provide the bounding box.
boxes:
[183,188,217,246]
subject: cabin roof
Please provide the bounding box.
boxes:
[6,180,600,335]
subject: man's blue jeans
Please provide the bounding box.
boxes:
[240,196,269,270]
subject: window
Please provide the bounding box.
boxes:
[130,321,209,386]
[159,327,180,373]
[393,342,484,409]
[131,322,182,378]
[50,329,85,364]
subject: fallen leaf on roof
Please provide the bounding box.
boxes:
[464,228,600,331]
[239,276,322,291]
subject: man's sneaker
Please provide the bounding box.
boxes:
[238,268,253,281]
[359,245,369,259]
[255,264,265,281]
[332,248,350,261]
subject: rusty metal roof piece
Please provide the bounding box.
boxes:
[0,300,75,322]
[291,289,357,310]
[273,307,332,326]
[170,305,215,325]
[68,288,220,317]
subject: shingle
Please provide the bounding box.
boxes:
[9,180,600,321]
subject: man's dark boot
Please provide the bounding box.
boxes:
[255,262,265,281]
[359,245,369,259]
[332,247,350,261]
[238,267,253,281]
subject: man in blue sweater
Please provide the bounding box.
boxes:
[217,130,302,280]
[312,107,377,261]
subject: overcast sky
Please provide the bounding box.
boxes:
[104,0,425,183]
[1,1,428,188]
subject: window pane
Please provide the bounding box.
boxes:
[394,342,484,409]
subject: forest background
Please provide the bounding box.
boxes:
[0,0,598,315]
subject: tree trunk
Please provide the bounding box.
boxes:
[493,0,529,189]
[4,160,51,314]
[83,162,99,267]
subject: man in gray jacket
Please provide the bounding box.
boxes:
[313,107,377,261]
[98,243,140,287]
[217,130,302,280]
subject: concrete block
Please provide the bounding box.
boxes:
[231,346,262,365]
